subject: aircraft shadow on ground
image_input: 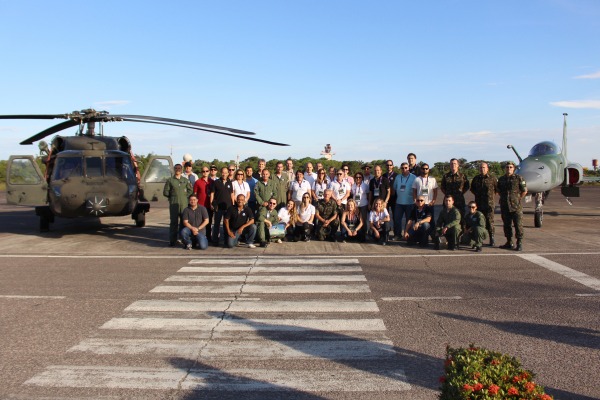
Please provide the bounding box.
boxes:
[435,312,600,350]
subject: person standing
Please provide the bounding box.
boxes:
[391,162,417,240]
[163,164,193,246]
[460,201,489,252]
[412,163,438,216]
[440,158,470,223]
[361,164,373,185]
[434,195,462,251]
[312,168,329,205]
[224,194,257,248]
[304,162,318,186]
[288,170,312,206]
[182,161,198,187]
[497,161,527,251]
[329,170,351,211]
[285,158,295,182]
[193,166,214,242]
[210,167,234,245]
[208,165,219,181]
[470,162,498,246]
[245,165,258,212]
[180,194,209,250]
[407,153,421,177]
[232,169,251,205]
[255,169,276,211]
[273,162,290,209]
[253,159,266,180]
[368,165,390,208]
[383,160,397,237]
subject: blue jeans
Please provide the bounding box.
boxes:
[394,203,414,236]
[406,222,431,246]
[180,227,208,250]
[226,224,257,248]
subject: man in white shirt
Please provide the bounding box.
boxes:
[329,169,351,211]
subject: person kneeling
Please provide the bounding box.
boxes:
[224,194,257,249]
[256,198,280,248]
[404,196,432,247]
[369,199,390,245]
[460,201,489,252]
[295,193,315,242]
[341,199,365,243]
[180,194,209,250]
[434,195,462,250]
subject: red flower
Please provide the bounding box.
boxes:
[490,359,500,365]
[525,381,536,392]
[507,387,519,396]
[473,382,484,391]
[512,375,522,383]
[488,384,500,395]
[463,384,474,391]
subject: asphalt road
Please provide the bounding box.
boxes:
[0,187,599,400]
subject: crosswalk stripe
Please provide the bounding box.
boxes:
[101,317,387,331]
[165,275,367,282]
[25,366,410,391]
[69,338,396,359]
[188,258,360,265]
[151,284,371,293]
[125,299,380,313]
[178,266,363,273]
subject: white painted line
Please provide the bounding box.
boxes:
[165,275,367,282]
[69,338,396,359]
[518,254,600,291]
[25,365,410,391]
[101,317,387,331]
[0,295,66,299]
[150,284,371,294]
[575,293,600,297]
[381,296,463,301]
[187,258,359,265]
[125,299,379,313]
[178,266,363,273]
[187,259,256,265]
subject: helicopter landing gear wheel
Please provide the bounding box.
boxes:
[534,210,543,228]
[40,215,50,232]
[135,212,146,227]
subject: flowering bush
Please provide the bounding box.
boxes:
[439,345,553,399]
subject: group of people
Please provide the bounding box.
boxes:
[162,153,527,251]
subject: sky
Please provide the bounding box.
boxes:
[1,0,599,168]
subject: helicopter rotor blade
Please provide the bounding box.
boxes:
[119,118,289,146]
[0,114,69,120]
[110,115,256,135]
[19,120,79,145]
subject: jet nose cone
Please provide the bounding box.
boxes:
[517,162,551,193]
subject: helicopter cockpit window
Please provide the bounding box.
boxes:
[145,158,172,183]
[106,156,137,184]
[85,157,103,178]
[52,157,83,180]
[529,142,559,157]
[8,158,42,184]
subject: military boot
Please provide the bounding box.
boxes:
[489,235,495,247]
[499,239,513,249]
[515,239,523,251]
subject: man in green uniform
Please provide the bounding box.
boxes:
[460,201,489,252]
[254,169,276,211]
[470,162,498,246]
[256,197,280,247]
[163,163,193,246]
[440,158,470,224]
[272,161,290,209]
[315,189,340,241]
[434,195,462,250]
[497,161,528,251]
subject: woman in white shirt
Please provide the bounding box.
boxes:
[278,200,298,242]
[232,169,250,205]
[312,168,329,205]
[295,193,315,242]
[351,171,370,235]
[369,198,390,245]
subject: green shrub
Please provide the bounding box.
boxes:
[439,345,553,399]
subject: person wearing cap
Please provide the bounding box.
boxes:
[460,201,488,252]
[182,161,198,187]
[163,163,193,246]
[497,161,527,251]
[208,165,219,181]
[361,164,373,185]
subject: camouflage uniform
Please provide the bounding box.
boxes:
[470,173,498,237]
[254,180,276,211]
[460,210,489,248]
[272,174,290,209]
[497,173,527,242]
[315,199,340,241]
[256,206,280,244]
[440,171,470,221]
[163,175,193,245]
[435,206,462,249]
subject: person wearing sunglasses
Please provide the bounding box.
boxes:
[497,161,527,251]
[288,170,312,207]
[295,193,315,242]
[391,162,417,241]
[193,166,214,240]
[460,201,488,252]
[227,164,236,181]
[312,168,329,204]
[351,172,369,235]
[329,170,351,211]
[210,166,234,245]
[412,163,438,233]
[232,169,251,206]
[470,162,498,246]
[434,195,462,251]
[404,196,433,247]
[256,197,280,247]
[368,198,390,245]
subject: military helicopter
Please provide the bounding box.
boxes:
[2,109,288,231]
[506,113,588,228]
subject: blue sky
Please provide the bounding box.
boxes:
[1,0,599,167]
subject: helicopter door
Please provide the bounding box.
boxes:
[140,156,173,201]
[6,155,47,206]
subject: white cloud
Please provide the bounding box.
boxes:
[550,100,600,109]
[573,70,600,79]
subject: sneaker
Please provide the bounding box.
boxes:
[475,246,482,252]
[185,244,192,251]
[260,242,269,248]
[276,239,282,244]
[247,243,257,249]
[304,237,310,242]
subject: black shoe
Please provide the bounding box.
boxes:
[516,240,523,251]
[448,245,455,251]
[169,241,176,247]
[489,236,495,247]
[500,241,513,249]
[475,246,482,252]
[455,244,460,250]
[433,237,441,250]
